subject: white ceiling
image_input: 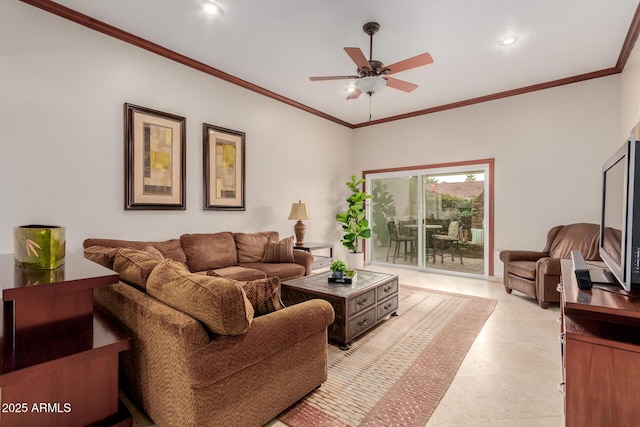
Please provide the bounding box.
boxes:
[48,0,640,126]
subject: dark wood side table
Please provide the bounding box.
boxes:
[294,242,333,270]
[0,253,132,427]
[281,270,399,350]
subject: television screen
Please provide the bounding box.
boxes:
[602,156,625,271]
[600,138,640,291]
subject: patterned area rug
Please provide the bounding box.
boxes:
[278,285,497,427]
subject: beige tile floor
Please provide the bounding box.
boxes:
[268,265,565,427]
[129,265,565,427]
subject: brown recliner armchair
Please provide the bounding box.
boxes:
[499,223,601,308]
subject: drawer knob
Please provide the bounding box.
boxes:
[357,297,368,306]
[383,285,392,293]
[557,283,564,292]
[558,332,565,345]
[383,302,392,310]
[358,318,368,326]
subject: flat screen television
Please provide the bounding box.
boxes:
[600,137,640,291]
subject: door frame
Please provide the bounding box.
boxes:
[363,158,495,276]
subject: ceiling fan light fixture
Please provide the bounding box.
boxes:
[355,76,387,94]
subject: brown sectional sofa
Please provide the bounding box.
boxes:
[82,231,334,427]
[84,230,313,281]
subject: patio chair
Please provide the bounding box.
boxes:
[433,221,463,264]
[386,221,415,263]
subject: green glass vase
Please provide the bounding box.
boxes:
[14,225,66,269]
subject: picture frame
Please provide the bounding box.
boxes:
[203,123,246,211]
[124,103,186,210]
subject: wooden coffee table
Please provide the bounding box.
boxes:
[281,270,399,350]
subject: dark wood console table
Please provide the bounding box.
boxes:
[560,259,640,427]
[0,253,132,427]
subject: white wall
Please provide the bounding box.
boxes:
[353,77,621,275]
[1,2,629,275]
[0,1,353,254]
[620,33,640,138]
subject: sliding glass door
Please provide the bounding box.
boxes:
[366,160,492,277]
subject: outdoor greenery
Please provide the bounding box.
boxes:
[336,175,372,253]
[371,180,395,246]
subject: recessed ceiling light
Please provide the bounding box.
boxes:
[203,2,222,15]
[500,37,518,46]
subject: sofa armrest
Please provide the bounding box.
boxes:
[293,249,313,276]
[536,257,562,304]
[499,250,548,263]
[188,299,335,387]
[94,282,210,426]
[537,257,561,276]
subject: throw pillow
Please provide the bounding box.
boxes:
[234,232,275,263]
[147,259,254,336]
[112,246,165,291]
[261,236,295,263]
[240,277,285,316]
[180,232,238,272]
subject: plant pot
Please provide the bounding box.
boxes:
[14,225,66,269]
[346,252,364,270]
[331,270,344,280]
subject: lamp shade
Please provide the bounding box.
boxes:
[355,76,387,94]
[288,201,310,220]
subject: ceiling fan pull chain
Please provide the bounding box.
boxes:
[369,94,372,121]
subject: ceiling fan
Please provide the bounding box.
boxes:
[309,22,434,99]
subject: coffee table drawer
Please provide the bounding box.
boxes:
[377,278,398,301]
[348,307,376,338]
[347,289,375,316]
[377,295,398,320]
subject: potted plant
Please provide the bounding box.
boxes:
[329,259,347,279]
[336,175,372,269]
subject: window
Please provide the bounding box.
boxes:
[365,159,494,277]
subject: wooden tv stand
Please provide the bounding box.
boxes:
[560,259,640,426]
[0,253,132,427]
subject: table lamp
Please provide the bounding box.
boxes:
[288,200,310,246]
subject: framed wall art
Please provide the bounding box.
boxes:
[203,123,245,210]
[124,103,186,210]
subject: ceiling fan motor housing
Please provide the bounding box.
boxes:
[359,59,386,77]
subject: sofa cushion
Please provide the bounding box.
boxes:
[234,232,278,263]
[205,266,267,281]
[113,247,165,291]
[180,232,238,272]
[84,245,119,269]
[207,272,284,316]
[147,259,254,336]
[239,262,305,281]
[262,236,295,263]
[83,238,187,264]
[507,260,537,280]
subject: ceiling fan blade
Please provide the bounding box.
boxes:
[309,75,359,81]
[385,52,434,74]
[384,77,419,92]
[346,87,362,100]
[344,47,371,71]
